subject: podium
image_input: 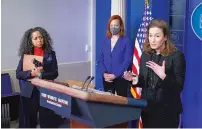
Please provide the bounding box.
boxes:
[30,78,147,128]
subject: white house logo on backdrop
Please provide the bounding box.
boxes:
[171,32,179,43]
[191,2,202,41]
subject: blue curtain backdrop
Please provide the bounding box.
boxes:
[181,0,202,127]
[152,0,170,23]
[95,0,111,90]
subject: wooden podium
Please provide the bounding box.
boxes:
[62,80,97,128]
[30,78,147,128]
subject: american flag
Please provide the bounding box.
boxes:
[130,0,153,128]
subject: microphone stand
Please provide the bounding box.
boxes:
[81,76,91,90]
[85,76,94,91]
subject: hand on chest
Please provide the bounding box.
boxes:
[141,54,173,82]
[145,54,172,72]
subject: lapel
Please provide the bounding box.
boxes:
[106,39,112,56]
[153,55,166,87]
[111,37,121,55]
[43,52,48,62]
[143,53,151,84]
[42,52,50,65]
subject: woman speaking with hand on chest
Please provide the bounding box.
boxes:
[124,19,186,128]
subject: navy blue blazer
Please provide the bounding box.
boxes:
[16,51,58,98]
[98,36,133,78]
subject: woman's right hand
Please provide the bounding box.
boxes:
[31,67,43,77]
[123,71,138,85]
[103,73,113,82]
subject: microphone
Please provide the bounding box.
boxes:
[81,76,91,89]
[85,76,95,91]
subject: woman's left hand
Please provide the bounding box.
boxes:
[108,74,116,81]
[146,60,166,80]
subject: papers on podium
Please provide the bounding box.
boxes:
[71,85,112,95]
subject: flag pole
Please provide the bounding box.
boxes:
[130,0,153,128]
[145,0,149,6]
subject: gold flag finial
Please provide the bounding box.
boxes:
[145,0,149,6]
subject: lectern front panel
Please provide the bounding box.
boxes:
[40,88,71,118]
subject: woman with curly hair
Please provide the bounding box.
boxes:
[16,27,62,128]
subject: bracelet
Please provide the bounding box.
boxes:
[38,72,42,78]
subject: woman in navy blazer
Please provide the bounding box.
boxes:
[98,15,133,97]
[16,27,62,128]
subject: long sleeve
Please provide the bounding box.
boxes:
[97,42,107,75]
[98,45,107,74]
[159,51,186,92]
[114,39,133,78]
[16,56,32,80]
[41,51,58,80]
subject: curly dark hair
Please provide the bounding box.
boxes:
[18,27,53,56]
